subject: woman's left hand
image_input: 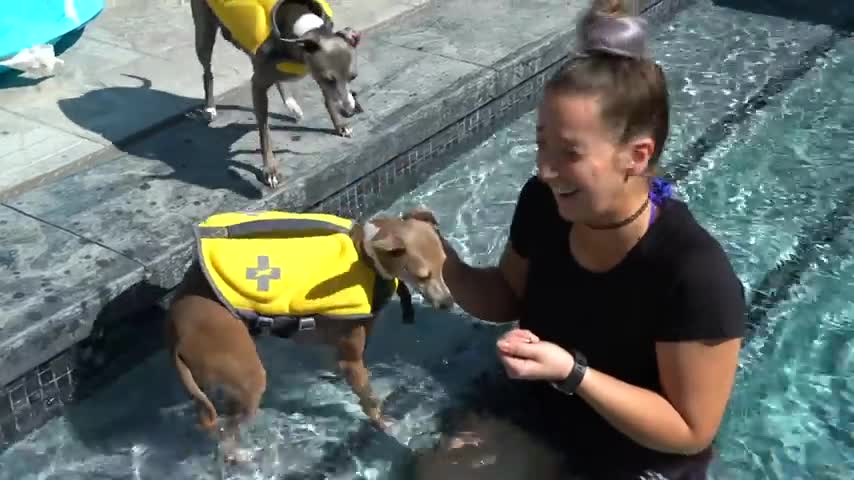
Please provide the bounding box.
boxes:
[496,329,575,382]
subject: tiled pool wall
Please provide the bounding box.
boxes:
[0,0,696,452]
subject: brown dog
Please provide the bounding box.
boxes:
[165,208,453,462]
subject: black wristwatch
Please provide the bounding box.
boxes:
[550,349,587,396]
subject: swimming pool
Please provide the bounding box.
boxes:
[681,38,854,480]
[2,1,853,479]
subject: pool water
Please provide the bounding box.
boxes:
[2,2,854,479]
[682,36,854,480]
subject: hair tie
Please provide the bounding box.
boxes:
[578,14,649,60]
[649,177,673,205]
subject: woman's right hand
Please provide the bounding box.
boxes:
[500,328,540,345]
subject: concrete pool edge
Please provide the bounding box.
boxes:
[0,0,694,451]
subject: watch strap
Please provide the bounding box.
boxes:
[551,349,587,395]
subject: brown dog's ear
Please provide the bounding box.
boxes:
[402,207,439,227]
[336,27,361,48]
[371,232,406,257]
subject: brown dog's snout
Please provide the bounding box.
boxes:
[425,288,454,311]
[435,298,453,310]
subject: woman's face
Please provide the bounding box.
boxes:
[535,91,652,224]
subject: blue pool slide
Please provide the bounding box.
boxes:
[0,0,104,74]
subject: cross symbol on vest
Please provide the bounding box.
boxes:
[246,255,281,292]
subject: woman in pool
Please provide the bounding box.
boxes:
[412,0,746,478]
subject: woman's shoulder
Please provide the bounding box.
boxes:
[513,175,562,226]
[653,198,728,258]
[518,175,554,204]
[646,198,743,296]
[649,198,747,340]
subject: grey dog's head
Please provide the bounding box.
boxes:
[293,27,362,117]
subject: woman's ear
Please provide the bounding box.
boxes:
[626,136,654,176]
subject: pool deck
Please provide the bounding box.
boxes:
[0,0,432,198]
[0,0,741,449]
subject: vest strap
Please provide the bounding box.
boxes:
[248,315,317,338]
[397,282,415,324]
[241,309,376,338]
[276,61,309,75]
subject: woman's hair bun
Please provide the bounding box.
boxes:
[576,0,649,60]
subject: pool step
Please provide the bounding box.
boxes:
[747,185,854,339]
[644,2,854,346]
[666,32,845,184]
[652,0,844,182]
[736,38,854,340]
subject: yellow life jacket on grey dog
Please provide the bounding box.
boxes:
[193,210,414,337]
[205,0,334,75]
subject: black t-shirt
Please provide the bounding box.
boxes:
[506,175,746,475]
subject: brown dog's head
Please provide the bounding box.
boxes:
[354,208,454,310]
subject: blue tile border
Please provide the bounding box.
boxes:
[0,0,694,453]
[308,58,550,222]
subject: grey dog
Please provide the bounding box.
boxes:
[190,0,363,188]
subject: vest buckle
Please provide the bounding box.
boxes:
[298,317,316,331]
[256,316,275,336]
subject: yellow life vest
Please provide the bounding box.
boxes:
[193,210,404,335]
[205,0,334,75]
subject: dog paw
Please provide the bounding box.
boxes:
[263,168,281,188]
[369,414,394,431]
[203,107,217,122]
[224,448,253,465]
[284,97,303,122]
[444,431,484,450]
[338,126,353,138]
